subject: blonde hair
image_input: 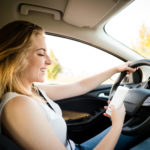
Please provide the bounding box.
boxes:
[0,20,43,99]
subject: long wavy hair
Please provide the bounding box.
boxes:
[0,20,43,99]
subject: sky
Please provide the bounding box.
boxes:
[105,0,150,48]
[45,35,122,72]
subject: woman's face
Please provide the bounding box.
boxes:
[22,33,51,84]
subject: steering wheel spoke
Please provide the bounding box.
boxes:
[124,88,150,116]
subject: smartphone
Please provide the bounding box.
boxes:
[106,86,129,115]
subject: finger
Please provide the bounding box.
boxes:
[107,100,111,104]
[126,62,137,72]
[126,67,136,72]
[103,113,110,118]
[104,106,108,110]
[127,69,136,74]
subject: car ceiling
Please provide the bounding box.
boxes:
[0,0,142,60]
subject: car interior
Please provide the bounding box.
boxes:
[1,0,150,149]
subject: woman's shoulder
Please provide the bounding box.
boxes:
[2,92,32,106]
[2,92,26,101]
[1,93,53,147]
[1,93,46,130]
[4,93,37,108]
[1,92,40,116]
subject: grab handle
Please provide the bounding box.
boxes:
[20,4,61,20]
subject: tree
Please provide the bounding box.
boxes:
[46,50,61,80]
[132,24,150,58]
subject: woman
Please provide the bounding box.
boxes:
[0,20,136,150]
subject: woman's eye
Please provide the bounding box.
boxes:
[38,53,45,56]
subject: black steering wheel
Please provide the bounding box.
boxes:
[109,59,150,136]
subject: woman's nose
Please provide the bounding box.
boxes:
[46,55,51,65]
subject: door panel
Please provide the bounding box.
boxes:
[56,84,112,143]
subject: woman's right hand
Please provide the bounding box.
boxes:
[111,104,126,128]
[104,101,126,128]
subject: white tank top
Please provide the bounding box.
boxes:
[0,89,75,150]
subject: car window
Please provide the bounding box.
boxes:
[105,0,150,58]
[45,34,123,84]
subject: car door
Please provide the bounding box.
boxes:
[45,34,142,144]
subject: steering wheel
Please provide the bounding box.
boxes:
[109,59,150,136]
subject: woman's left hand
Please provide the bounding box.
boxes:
[115,62,137,74]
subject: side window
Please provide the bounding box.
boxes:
[45,35,124,84]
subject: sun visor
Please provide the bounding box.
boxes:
[63,0,120,28]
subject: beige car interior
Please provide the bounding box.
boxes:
[0,0,136,120]
[0,0,138,63]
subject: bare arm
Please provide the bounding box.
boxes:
[94,104,126,150]
[37,63,136,100]
[2,97,125,150]
[94,125,122,150]
[2,96,66,150]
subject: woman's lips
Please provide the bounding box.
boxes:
[40,67,47,73]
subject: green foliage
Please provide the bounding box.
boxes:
[132,24,150,58]
[46,50,61,80]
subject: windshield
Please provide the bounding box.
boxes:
[105,0,150,58]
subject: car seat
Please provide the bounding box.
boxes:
[0,133,22,150]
